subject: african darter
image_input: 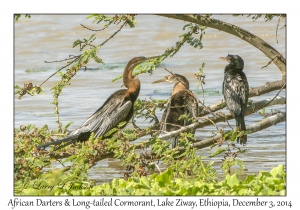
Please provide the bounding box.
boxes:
[152,73,198,148]
[37,56,157,150]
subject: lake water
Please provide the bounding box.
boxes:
[14,14,286,183]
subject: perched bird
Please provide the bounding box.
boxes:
[37,56,157,151]
[220,54,249,144]
[152,73,198,148]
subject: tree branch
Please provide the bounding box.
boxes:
[156,14,286,78]
[157,96,286,140]
[198,79,286,116]
[191,111,286,150]
[48,96,286,161]
[143,112,286,159]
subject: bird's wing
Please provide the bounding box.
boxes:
[223,72,249,117]
[69,92,132,138]
[240,72,249,116]
[160,99,172,133]
[186,91,199,121]
[94,99,132,137]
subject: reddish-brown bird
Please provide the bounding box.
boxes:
[37,56,157,150]
[152,74,198,148]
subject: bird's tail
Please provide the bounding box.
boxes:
[36,135,79,151]
[236,115,247,145]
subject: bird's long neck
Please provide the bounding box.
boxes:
[172,81,189,95]
[123,64,140,101]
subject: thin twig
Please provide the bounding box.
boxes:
[200,77,205,105]
[45,55,77,63]
[196,115,219,130]
[261,56,278,69]
[163,66,189,89]
[153,162,162,174]
[80,23,110,32]
[39,21,128,87]
[39,55,81,87]
[276,16,281,44]
[99,20,127,47]
[216,111,233,129]
[163,66,216,118]
[170,31,192,57]
[264,82,286,107]
[57,159,66,167]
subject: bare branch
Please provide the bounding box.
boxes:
[187,111,286,150]
[48,96,286,161]
[144,112,286,159]
[80,23,109,32]
[198,79,286,116]
[264,82,286,107]
[158,96,286,140]
[276,16,281,44]
[45,55,78,63]
[39,55,81,87]
[98,20,127,47]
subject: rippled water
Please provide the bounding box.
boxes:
[14,15,286,183]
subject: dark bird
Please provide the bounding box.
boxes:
[220,54,249,144]
[152,74,198,148]
[37,56,158,151]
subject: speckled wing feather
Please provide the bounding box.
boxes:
[37,90,133,150]
[160,98,172,133]
[186,91,199,122]
[159,90,199,148]
[69,91,132,138]
[223,71,249,117]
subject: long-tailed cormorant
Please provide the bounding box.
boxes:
[220,54,249,144]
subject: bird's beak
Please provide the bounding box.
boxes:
[220,56,230,62]
[152,77,167,84]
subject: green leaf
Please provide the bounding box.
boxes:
[156,168,172,186]
[140,176,151,189]
[209,148,226,157]
[225,174,240,187]
[270,164,284,177]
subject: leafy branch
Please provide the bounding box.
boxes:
[112,23,205,82]
[157,14,286,77]
[15,15,135,131]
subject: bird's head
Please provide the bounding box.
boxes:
[152,73,189,89]
[127,56,159,71]
[220,54,244,70]
[123,56,159,89]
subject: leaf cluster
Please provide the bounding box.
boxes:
[112,22,206,82]
[16,165,285,196]
[86,14,137,28]
[134,98,167,125]
[232,14,285,22]
[14,83,44,99]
